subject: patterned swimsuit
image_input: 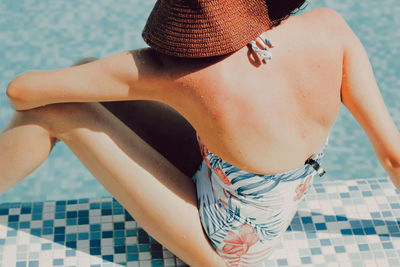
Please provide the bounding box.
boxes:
[191,35,327,267]
[193,135,327,266]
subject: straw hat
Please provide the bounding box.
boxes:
[142,0,274,58]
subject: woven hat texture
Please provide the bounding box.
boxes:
[142,0,273,58]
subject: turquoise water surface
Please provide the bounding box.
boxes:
[0,0,399,202]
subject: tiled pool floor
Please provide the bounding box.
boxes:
[1,176,400,267]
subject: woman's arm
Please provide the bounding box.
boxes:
[334,10,400,188]
[6,49,162,110]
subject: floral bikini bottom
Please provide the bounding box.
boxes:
[192,135,327,266]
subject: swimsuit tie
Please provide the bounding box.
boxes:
[249,37,273,64]
[305,154,326,177]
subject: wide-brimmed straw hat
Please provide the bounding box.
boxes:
[142,0,274,58]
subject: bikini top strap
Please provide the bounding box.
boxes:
[249,34,274,64]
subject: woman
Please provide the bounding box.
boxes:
[2,0,400,266]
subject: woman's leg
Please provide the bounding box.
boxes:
[0,111,57,193]
[100,100,203,178]
[0,102,226,266]
[0,101,202,194]
[79,57,204,178]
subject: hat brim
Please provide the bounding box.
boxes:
[142,0,272,58]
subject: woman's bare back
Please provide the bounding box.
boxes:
[11,7,396,181]
[144,8,344,174]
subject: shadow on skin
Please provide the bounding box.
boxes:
[73,55,204,178]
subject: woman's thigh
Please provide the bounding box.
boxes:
[42,102,226,266]
[100,100,202,178]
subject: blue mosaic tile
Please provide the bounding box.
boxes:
[53,258,63,266]
[91,232,101,239]
[2,177,400,266]
[334,245,346,253]
[300,256,312,264]
[28,261,39,267]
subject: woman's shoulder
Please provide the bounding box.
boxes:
[296,8,350,34]
[277,8,352,52]
[300,8,343,21]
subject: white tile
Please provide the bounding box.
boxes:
[326,263,340,267]
[126,262,140,267]
[312,215,325,223]
[53,249,65,258]
[29,251,40,259]
[79,203,90,210]
[364,260,379,267]
[39,250,53,259]
[113,214,125,222]
[29,243,42,252]
[138,252,151,261]
[164,258,176,267]
[90,216,101,224]
[90,209,101,216]
[54,219,66,227]
[66,225,78,233]
[375,225,389,234]
[287,255,302,266]
[311,255,325,264]
[375,259,389,267]
[345,244,359,253]
[66,204,78,211]
[126,236,138,245]
[0,215,9,223]
[338,261,352,267]
[335,253,350,262]
[20,214,32,221]
[125,221,137,229]
[38,258,53,266]
[102,216,113,223]
[375,196,389,204]
[16,232,30,244]
[101,246,113,254]
[77,240,89,248]
[330,199,343,207]
[77,256,91,266]
[29,235,41,243]
[78,225,89,232]
[90,255,102,264]
[321,246,335,254]
[30,220,43,228]
[53,242,65,251]
[43,203,55,212]
[64,257,78,266]
[9,208,20,215]
[42,213,53,220]
[114,254,126,262]
[139,260,152,267]
[102,222,113,230]
[101,239,113,246]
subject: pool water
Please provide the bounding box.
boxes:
[0,0,399,202]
